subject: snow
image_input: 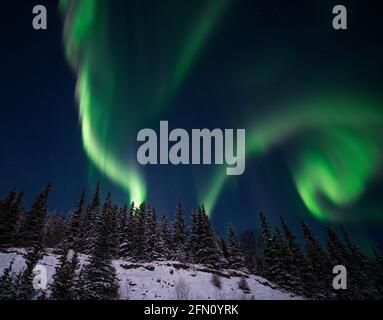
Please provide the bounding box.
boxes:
[0,248,303,300]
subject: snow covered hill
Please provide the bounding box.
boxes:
[0,248,302,300]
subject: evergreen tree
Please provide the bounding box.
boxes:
[259,213,274,278]
[259,214,287,286]
[301,222,331,299]
[0,188,17,207]
[187,209,199,262]
[120,202,137,259]
[11,191,24,246]
[0,259,16,299]
[219,236,229,263]
[280,216,306,295]
[82,182,100,254]
[145,207,156,260]
[50,249,79,300]
[240,229,262,274]
[44,212,67,249]
[146,207,167,261]
[63,190,85,251]
[15,243,43,299]
[20,183,51,248]
[117,203,128,256]
[194,206,225,268]
[259,214,305,293]
[5,183,383,300]
[172,202,187,261]
[371,246,383,268]
[0,189,23,248]
[134,203,148,262]
[339,225,379,299]
[152,209,169,261]
[370,246,383,298]
[214,232,227,267]
[227,224,245,270]
[109,204,120,259]
[326,227,349,265]
[272,227,297,291]
[160,210,172,260]
[78,195,119,300]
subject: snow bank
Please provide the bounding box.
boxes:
[0,249,302,300]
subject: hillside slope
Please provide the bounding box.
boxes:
[0,249,302,300]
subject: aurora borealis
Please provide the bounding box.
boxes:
[203,94,383,222]
[59,0,231,205]
[59,0,383,224]
[1,0,383,248]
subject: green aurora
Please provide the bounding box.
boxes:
[60,0,230,205]
[60,0,383,223]
[201,94,383,222]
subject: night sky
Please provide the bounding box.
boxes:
[1,0,383,251]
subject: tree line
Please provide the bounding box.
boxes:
[0,183,382,300]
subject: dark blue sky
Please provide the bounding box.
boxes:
[0,1,88,209]
[1,1,383,250]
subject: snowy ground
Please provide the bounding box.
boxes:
[0,248,303,300]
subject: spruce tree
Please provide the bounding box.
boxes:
[339,225,379,299]
[20,183,51,248]
[63,190,85,251]
[259,213,274,278]
[117,203,128,256]
[370,246,383,298]
[134,202,148,262]
[152,209,169,261]
[78,194,119,300]
[146,207,166,261]
[0,189,23,249]
[50,249,79,300]
[214,232,227,268]
[172,202,187,261]
[301,222,331,299]
[260,215,305,293]
[0,259,16,299]
[82,182,100,254]
[227,224,245,270]
[120,202,137,259]
[187,209,199,262]
[219,236,229,263]
[259,214,287,286]
[15,243,43,300]
[240,230,261,274]
[145,207,156,260]
[160,210,172,260]
[194,206,225,268]
[280,216,306,295]
[109,204,120,259]
[371,246,383,268]
[326,227,349,266]
[271,227,297,291]
[44,212,67,249]
[0,189,17,225]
